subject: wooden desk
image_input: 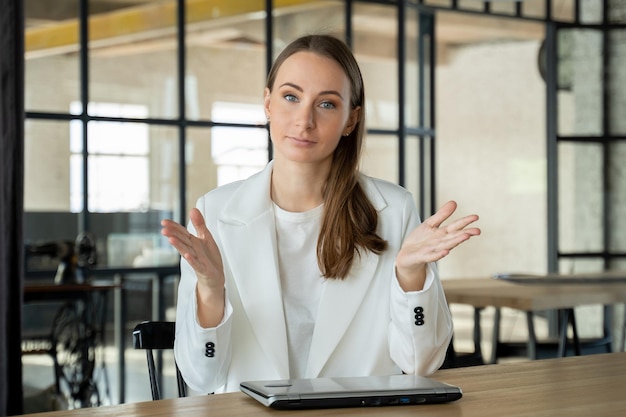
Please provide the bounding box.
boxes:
[442,275,626,363]
[20,352,626,417]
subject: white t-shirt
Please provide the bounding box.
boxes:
[273,202,324,378]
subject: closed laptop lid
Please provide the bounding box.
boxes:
[240,374,462,409]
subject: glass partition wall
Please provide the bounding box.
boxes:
[23,0,444,295]
[23,0,547,274]
[23,0,626,404]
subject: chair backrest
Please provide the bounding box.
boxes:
[132,321,187,400]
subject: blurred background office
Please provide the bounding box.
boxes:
[1,0,625,414]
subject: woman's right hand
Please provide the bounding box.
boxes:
[161,208,225,327]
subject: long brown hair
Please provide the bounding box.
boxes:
[266,34,388,279]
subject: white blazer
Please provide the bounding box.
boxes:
[174,162,453,393]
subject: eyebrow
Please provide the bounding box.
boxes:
[279,82,345,101]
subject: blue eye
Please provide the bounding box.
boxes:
[320,101,336,109]
[284,94,298,102]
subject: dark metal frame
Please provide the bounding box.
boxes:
[547,3,626,347]
[548,0,626,286]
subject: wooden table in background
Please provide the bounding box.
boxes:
[442,272,626,363]
[20,352,626,417]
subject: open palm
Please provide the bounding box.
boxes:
[396,200,481,290]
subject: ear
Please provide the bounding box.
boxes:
[344,106,361,136]
[263,87,271,120]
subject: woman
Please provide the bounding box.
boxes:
[161,34,480,394]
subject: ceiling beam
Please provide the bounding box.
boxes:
[25,0,323,56]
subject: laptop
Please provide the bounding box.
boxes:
[240,374,462,409]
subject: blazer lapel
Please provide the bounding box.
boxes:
[217,163,290,379]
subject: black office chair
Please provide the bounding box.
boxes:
[132,321,187,400]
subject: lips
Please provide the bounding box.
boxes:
[289,136,315,144]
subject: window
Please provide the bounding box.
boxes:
[211,102,267,186]
[69,102,150,212]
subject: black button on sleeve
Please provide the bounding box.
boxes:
[413,306,425,326]
[205,341,215,358]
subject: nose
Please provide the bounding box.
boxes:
[295,104,315,130]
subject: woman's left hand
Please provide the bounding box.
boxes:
[395,200,481,291]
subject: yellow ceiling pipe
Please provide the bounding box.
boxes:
[25,0,321,54]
